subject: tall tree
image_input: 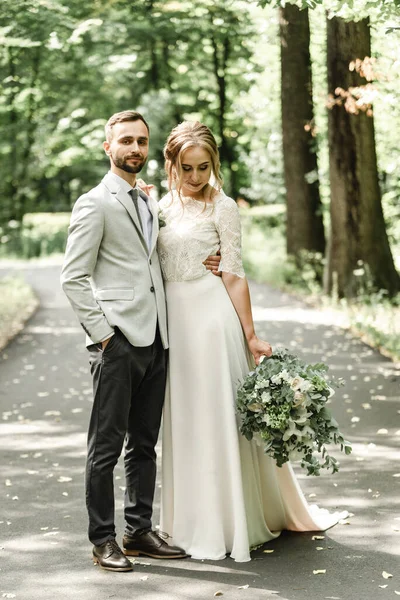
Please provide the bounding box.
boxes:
[279,4,325,262]
[325,16,400,297]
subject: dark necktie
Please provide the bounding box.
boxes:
[129,188,143,231]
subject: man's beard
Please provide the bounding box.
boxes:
[112,153,147,174]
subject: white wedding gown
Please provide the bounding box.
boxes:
[157,190,345,562]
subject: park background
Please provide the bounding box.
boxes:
[1,0,400,359]
[0,2,400,599]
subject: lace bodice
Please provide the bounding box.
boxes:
[157,191,245,282]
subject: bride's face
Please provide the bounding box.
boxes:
[179,146,212,198]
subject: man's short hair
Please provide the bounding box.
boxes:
[105,110,150,142]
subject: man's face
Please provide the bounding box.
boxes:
[103,120,149,174]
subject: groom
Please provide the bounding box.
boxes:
[61,110,219,571]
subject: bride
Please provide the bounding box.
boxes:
[157,121,344,562]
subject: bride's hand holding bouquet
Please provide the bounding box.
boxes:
[237,348,352,476]
[247,335,273,366]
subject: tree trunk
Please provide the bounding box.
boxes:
[22,47,41,172]
[280,5,325,261]
[5,47,20,223]
[210,27,238,197]
[325,17,400,297]
[145,0,159,88]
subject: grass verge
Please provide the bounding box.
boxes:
[241,206,400,363]
[0,276,39,351]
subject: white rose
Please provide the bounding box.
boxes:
[293,390,306,407]
[280,369,291,383]
[290,376,302,390]
[299,379,313,393]
[261,391,271,403]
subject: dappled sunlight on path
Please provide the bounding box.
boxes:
[0,266,399,600]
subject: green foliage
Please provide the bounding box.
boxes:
[0,0,263,221]
[258,0,400,19]
[241,205,324,294]
[242,206,400,361]
[344,291,400,361]
[0,213,70,258]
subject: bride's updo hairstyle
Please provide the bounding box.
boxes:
[164,121,223,199]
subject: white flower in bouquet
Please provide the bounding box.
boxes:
[236,348,352,476]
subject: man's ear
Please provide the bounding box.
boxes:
[103,140,111,156]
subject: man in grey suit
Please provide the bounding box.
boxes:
[61,110,219,571]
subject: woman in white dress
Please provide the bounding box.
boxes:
[157,121,345,563]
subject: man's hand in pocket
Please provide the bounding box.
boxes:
[101,336,113,350]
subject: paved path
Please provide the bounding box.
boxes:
[0,261,399,600]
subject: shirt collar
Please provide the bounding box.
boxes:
[107,171,138,195]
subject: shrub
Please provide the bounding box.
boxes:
[0,213,71,258]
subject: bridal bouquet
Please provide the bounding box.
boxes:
[236,348,352,476]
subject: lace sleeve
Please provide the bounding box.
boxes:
[215,195,245,278]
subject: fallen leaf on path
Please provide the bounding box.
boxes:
[393,474,400,478]
[316,547,324,551]
[312,536,325,540]
[313,570,326,575]
[5,480,12,487]
[263,549,274,553]
[140,576,148,581]
[394,591,400,595]
[339,519,351,525]
[57,476,72,483]
[351,417,360,423]
[238,585,249,589]
[379,585,388,589]
[382,571,393,579]
[214,593,224,597]
[2,594,16,598]
[377,429,388,435]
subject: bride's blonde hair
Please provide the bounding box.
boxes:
[163,121,223,201]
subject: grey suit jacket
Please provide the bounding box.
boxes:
[60,172,168,349]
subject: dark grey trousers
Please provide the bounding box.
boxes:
[86,327,166,546]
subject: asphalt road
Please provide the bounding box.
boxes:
[0,260,399,600]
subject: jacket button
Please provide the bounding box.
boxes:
[150,286,155,292]
[149,259,152,265]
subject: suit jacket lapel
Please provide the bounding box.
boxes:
[102,174,148,254]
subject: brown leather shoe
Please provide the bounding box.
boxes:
[122,531,188,559]
[93,539,133,571]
